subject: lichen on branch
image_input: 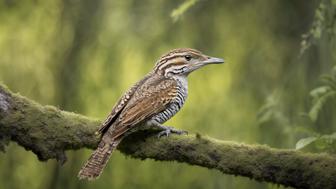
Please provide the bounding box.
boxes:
[0,84,99,163]
[0,83,336,189]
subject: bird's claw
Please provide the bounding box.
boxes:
[157,126,188,138]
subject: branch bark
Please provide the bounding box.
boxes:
[0,83,335,189]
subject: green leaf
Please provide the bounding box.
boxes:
[321,75,336,89]
[309,86,330,98]
[296,137,317,150]
[308,91,336,122]
[171,0,199,22]
[296,133,336,153]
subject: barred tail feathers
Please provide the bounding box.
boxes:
[78,138,121,180]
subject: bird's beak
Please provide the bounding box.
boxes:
[186,56,225,74]
[202,57,225,65]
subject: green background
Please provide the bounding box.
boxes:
[0,0,335,189]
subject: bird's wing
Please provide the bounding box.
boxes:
[97,74,152,134]
[107,77,178,139]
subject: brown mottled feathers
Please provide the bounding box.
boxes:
[78,74,178,180]
[97,73,153,134]
[78,136,122,180]
[109,75,178,138]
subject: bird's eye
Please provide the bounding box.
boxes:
[184,55,192,61]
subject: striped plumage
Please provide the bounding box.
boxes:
[152,76,187,124]
[78,48,224,180]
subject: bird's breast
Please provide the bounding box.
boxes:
[152,76,188,124]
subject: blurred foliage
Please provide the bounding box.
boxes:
[296,133,336,154]
[308,66,336,124]
[301,0,336,54]
[294,0,336,155]
[295,65,336,154]
[171,0,199,22]
[0,0,335,189]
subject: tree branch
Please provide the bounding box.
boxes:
[0,84,335,189]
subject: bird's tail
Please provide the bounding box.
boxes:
[78,137,122,180]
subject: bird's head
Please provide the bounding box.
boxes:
[154,48,224,77]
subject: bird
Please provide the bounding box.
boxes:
[78,48,224,180]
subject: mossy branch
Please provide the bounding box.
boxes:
[0,84,336,189]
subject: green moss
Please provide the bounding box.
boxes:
[0,84,100,161]
[119,132,336,189]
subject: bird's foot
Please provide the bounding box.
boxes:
[157,126,188,138]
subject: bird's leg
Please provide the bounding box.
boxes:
[156,125,188,138]
[147,120,188,138]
